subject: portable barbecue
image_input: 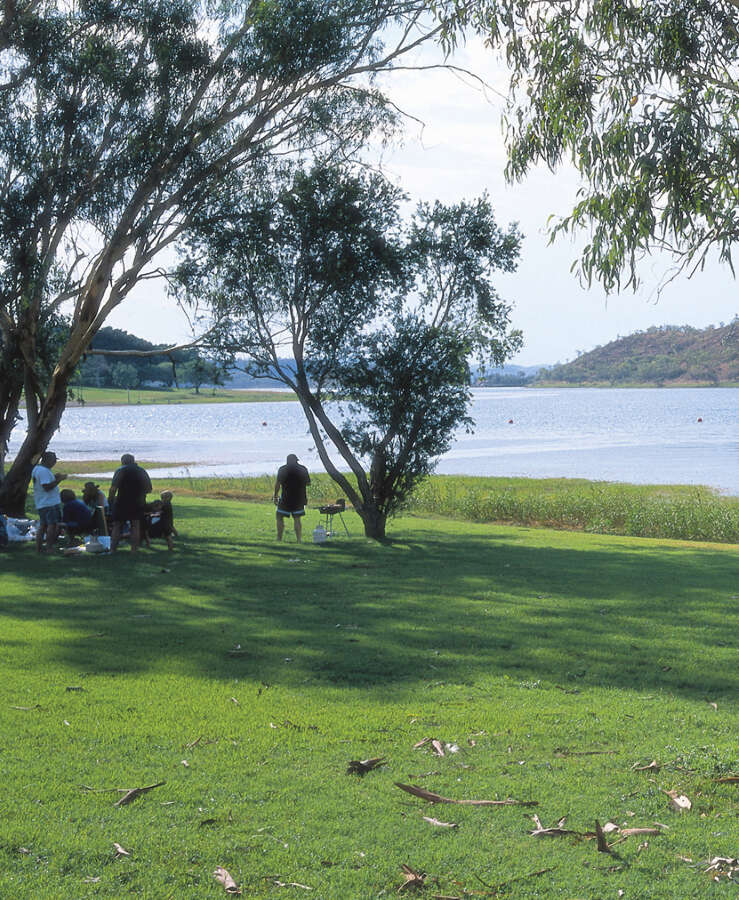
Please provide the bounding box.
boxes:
[318,498,349,537]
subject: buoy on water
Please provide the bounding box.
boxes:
[697,417,703,423]
[262,421,267,426]
[508,419,514,424]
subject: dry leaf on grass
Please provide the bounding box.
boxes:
[665,789,692,812]
[413,737,432,750]
[214,866,241,894]
[272,879,313,890]
[398,864,426,892]
[631,760,660,772]
[422,816,458,828]
[529,815,585,838]
[66,686,84,692]
[715,775,739,783]
[395,782,537,806]
[114,781,165,807]
[10,705,41,711]
[431,740,445,757]
[185,736,202,749]
[83,876,101,883]
[704,857,738,881]
[112,842,130,858]
[620,826,665,837]
[346,756,386,776]
[594,820,612,854]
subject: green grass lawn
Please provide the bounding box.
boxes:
[66,386,296,406]
[1,497,737,898]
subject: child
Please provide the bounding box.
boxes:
[147,490,178,550]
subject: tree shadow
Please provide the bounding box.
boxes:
[3,521,736,701]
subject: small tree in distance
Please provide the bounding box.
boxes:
[178,164,522,539]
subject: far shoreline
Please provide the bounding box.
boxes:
[64,386,297,407]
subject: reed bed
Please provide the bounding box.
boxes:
[150,471,739,544]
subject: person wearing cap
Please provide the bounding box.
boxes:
[31,450,66,553]
[273,453,311,542]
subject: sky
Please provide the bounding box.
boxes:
[108,34,738,367]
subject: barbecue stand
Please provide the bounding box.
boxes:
[318,498,349,537]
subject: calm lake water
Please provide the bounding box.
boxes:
[9,387,739,494]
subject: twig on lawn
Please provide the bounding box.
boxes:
[395,783,537,806]
[114,781,166,807]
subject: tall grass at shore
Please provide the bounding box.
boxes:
[407,476,739,543]
[143,470,739,544]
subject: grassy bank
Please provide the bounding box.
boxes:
[53,467,738,545]
[1,496,737,898]
[66,386,296,406]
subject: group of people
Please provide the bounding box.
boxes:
[31,451,177,554]
[24,448,310,553]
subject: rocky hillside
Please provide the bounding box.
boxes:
[536,321,739,386]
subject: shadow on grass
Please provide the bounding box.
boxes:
[2,520,737,701]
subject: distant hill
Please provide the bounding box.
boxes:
[535,322,739,386]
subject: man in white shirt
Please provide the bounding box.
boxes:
[31,451,66,553]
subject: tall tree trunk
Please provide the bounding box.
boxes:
[0,381,23,481]
[0,358,73,516]
[358,500,387,540]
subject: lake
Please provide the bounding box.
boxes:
[8,387,738,494]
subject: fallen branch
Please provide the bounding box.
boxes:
[114,781,166,807]
[395,783,537,807]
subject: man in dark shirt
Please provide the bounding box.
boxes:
[273,453,311,542]
[108,453,152,552]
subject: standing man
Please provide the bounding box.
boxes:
[108,453,152,552]
[273,453,311,542]
[32,451,66,553]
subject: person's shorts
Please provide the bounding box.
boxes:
[38,504,62,526]
[276,507,305,518]
[111,501,143,523]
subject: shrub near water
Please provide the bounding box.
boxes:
[406,476,739,543]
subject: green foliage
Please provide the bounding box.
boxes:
[110,361,139,390]
[0,0,463,508]
[177,163,522,536]
[455,0,739,290]
[0,497,737,897]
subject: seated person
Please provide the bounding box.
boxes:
[60,488,95,537]
[83,481,109,513]
[145,490,178,551]
[82,481,109,533]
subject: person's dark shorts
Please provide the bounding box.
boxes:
[111,501,144,523]
[38,504,62,526]
[276,506,305,518]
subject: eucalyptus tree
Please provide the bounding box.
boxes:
[0,0,462,514]
[450,0,739,290]
[176,164,522,539]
